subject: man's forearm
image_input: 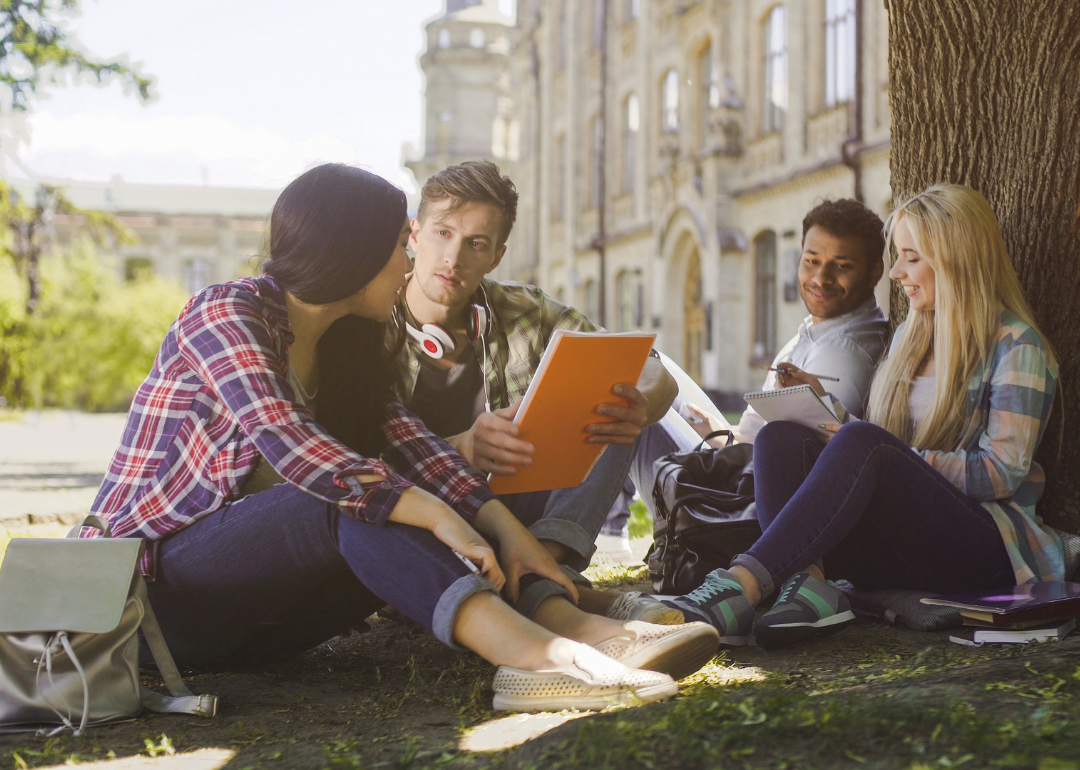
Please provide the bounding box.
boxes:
[637,356,678,424]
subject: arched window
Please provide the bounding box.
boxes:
[661,69,680,133]
[470,28,485,49]
[182,257,213,296]
[551,134,566,222]
[589,114,603,208]
[583,278,599,323]
[438,28,451,49]
[825,0,856,106]
[616,270,636,331]
[762,5,787,133]
[626,0,639,22]
[622,93,639,194]
[753,231,778,361]
[697,43,717,149]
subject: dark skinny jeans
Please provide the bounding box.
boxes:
[732,420,1014,596]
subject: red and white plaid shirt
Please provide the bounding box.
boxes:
[87,275,494,577]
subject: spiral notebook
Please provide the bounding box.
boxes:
[742,384,840,439]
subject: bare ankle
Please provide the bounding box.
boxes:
[729,565,763,607]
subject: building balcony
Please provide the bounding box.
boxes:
[806,103,852,161]
[747,131,783,176]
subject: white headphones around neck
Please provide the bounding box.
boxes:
[401,287,492,360]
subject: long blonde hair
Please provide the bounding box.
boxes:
[867,184,1055,450]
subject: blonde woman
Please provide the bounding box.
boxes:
[666,183,1062,650]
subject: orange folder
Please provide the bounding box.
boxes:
[488,330,656,495]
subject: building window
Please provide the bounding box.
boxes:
[589,114,603,209]
[825,0,856,106]
[697,43,717,149]
[592,0,605,47]
[438,28,451,49]
[763,5,787,133]
[753,231,778,361]
[626,0,639,22]
[622,93,639,194]
[559,0,569,69]
[470,28,485,49]
[123,256,153,281]
[661,69,680,133]
[583,278,599,323]
[615,270,642,331]
[552,134,566,222]
[182,257,213,296]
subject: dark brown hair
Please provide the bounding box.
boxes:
[802,198,886,267]
[418,160,519,245]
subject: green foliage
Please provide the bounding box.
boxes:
[0,236,186,410]
[0,0,152,110]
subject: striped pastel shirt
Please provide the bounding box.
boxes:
[87,275,494,577]
[836,310,1063,585]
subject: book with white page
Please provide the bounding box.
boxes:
[974,618,1075,644]
[742,384,840,439]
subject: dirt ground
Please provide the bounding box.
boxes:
[3,413,1079,769]
[3,574,1079,770]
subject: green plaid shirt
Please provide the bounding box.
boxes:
[388,279,598,413]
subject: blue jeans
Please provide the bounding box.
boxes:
[146,484,495,669]
[732,421,1014,596]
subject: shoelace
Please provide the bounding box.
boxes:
[685,575,742,605]
[775,578,801,606]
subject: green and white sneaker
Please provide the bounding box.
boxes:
[661,569,754,647]
[753,572,856,650]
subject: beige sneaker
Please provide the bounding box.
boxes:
[594,621,720,681]
[492,643,677,712]
[607,591,685,625]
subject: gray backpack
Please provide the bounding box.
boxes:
[0,517,217,735]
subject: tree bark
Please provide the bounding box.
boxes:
[886,0,1080,533]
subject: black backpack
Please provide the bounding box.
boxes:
[646,431,761,595]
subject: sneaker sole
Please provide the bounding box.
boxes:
[617,624,721,680]
[492,680,678,712]
[754,610,856,651]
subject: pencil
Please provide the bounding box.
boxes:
[769,367,840,382]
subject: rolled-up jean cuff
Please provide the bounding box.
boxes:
[516,577,573,620]
[731,553,775,597]
[529,519,595,571]
[560,564,592,587]
[431,573,498,650]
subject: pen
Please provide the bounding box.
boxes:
[769,367,841,382]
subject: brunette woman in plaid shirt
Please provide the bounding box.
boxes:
[667,184,1063,650]
[86,164,721,711]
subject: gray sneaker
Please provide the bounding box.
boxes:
[607,591,685,625]
[661,569,754,647]
[753,572,856,650]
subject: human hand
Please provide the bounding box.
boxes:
[453,398,534,476]
[488,508,580,605]
[817,422,843,444]
[685,404,730,447]
[430,514,506,592]
[585,383,649,445]
[774,364,826,397]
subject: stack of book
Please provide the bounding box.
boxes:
[921,581,1080,644]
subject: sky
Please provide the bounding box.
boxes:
[2,0,514,194]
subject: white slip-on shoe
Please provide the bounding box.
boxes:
[594,621,720,681]
[491,643,677,712]
[607,591,685,625]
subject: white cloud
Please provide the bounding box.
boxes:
[19,112,360,189]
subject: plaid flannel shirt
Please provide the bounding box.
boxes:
[389,279,598,411]
[88,274,494,577]
[832,310,1063,584]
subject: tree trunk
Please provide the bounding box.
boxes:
[886,0,1080,533]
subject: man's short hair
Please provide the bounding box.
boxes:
[802,199,886,266]
[418,160,519,246]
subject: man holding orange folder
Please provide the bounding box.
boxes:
[387,161,681,625]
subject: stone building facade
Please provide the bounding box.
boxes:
[410,0,893,400]
[16,176,278,296]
